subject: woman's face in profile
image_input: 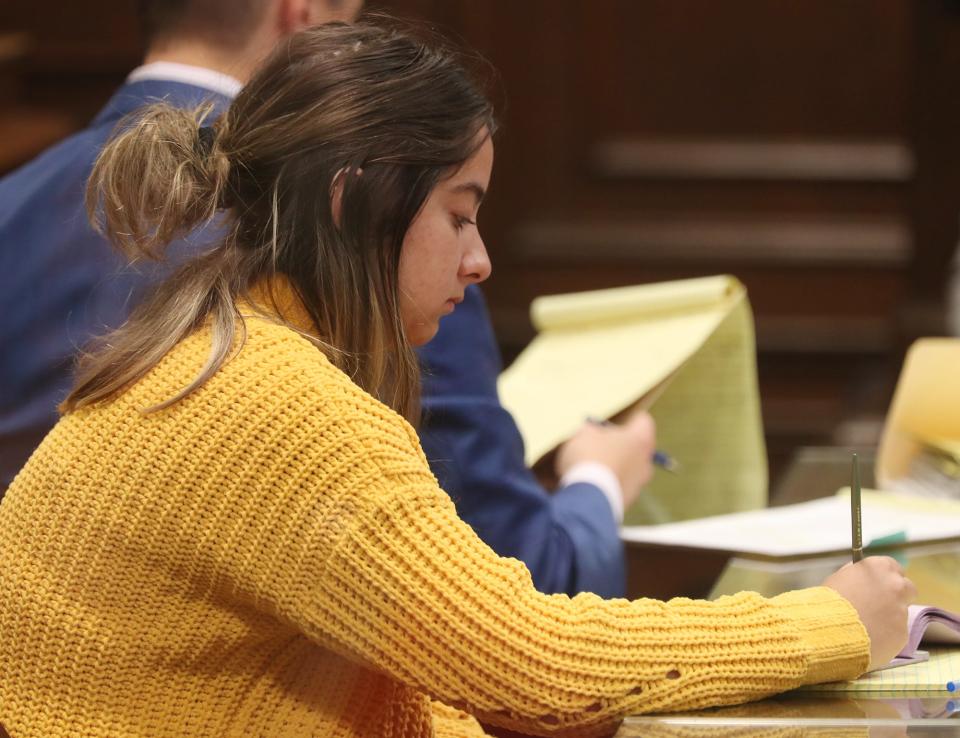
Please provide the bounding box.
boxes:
[398,133,494,346]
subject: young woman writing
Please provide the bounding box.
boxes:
[0,19,915,738]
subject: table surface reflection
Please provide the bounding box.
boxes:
[617,540,960,737]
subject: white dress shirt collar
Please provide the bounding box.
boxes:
[126,61,242,99]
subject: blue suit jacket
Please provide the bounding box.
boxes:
[418,286,626,598]
[0,80,231,488]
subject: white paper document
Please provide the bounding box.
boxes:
[620,491,960,558]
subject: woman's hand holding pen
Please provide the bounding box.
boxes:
[823,556,918,672]
[555,410,656,510]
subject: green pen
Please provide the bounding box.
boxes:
[851,452,863,563]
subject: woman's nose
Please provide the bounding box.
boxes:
[462,235,492,284]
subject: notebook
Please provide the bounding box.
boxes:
[802,606,960,692]
[876,339,960,489]
[497,275,767,525]
[877,606,960,671]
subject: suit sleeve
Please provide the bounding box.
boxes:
[416,285,626,598]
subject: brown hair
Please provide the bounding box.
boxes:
[67,18,496,424]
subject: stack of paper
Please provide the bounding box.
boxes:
[619,491,960,559]
[498,275,766,524]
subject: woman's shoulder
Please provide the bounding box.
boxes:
[235,316,420,438]
[228,316,429,469]
[105,314,422,461]
[236,313,341,378]
[143,312,344,396]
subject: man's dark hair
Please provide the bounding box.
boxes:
[137,0,270,47]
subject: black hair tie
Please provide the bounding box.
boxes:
[196,126,216,156]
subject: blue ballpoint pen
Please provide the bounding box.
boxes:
[652,450,680,473]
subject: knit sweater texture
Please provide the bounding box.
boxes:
[0,310,870,738]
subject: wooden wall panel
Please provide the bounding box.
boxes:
[575,0,910,138]
[0,1,137,165]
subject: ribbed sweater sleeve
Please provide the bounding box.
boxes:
[239,356,870,737]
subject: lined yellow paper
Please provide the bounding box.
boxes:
[498,275,767,524]
[802,648,960,693]
[877,339,960,486]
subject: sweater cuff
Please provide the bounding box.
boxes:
[771,586,870,685]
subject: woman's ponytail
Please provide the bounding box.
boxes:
[86,102,230,262]
[63,103,243,414]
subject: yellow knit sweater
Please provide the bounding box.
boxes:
[0,313,870,738]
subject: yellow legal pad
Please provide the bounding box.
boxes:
[498,275,766,524]
[877,338,960,487]
[802,649,960,693]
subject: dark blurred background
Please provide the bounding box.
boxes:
[3,0,959,492]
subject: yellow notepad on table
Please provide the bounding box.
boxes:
[802,649,960,693]
[497,275,767,524]
[877,339,960,489]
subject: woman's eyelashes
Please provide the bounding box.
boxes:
[453,214,477,232]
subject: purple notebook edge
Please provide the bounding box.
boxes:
[899,605,960,658]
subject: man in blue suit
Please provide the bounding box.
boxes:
[0,0,654,598]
